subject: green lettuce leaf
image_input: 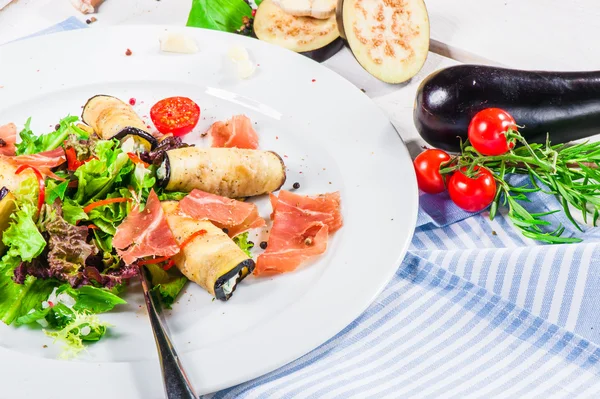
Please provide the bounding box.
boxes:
[74,140,133,204]
[145,264,188,309]
[14,306,50,326]
[233,232,254,258]
[87,188,132,235]
[3,206,46,262]
[158,191,188,201]
[45,180,69,205]
[45,310,109,359]
[15,115,79,155]
[62,199,88,225]
[59,285,126,314]
[0,255,57,325]
[187,0,252,32]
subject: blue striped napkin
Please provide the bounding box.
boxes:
[22,19,600,398]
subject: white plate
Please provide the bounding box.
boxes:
[0,26,418,398]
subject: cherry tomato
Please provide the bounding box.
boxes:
[468,108,517,156]
[150,97,200,136]
[413,149,452,194]
[448,166,497,212]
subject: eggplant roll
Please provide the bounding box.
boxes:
[157,147,286,198]
[81,95,157,151]
[162,201,255,300]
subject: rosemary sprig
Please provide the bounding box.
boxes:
[440,132,600,244]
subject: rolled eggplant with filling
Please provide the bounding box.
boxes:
[82,95,157,151]
[157,147,286,198]
[162,201,255,300]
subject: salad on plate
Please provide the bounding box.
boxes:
[0,94,343,357]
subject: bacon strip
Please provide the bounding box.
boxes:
[113,189,180,265]
[179,189,265,237]
[255,190,342,276]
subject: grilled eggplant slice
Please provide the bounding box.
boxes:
[337,0,430,83]
[82,95,157,151]
[157,147,286,198]
[272,0,337,19]
[0,190,16,256]
[254,0,342,61]
[162,201,254,300]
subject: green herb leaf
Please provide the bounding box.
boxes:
[187,0,252,32]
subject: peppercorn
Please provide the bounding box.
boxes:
[222,228,229,234]
[293,182,300,189]
[260,241,268,249]
[55,123,60,131]
[125,48,132,56]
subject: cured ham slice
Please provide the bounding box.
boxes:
[0,123,17,156]
[255,190,342,276]
[269,190,343,232]
[2,147,67,180]
[113,189,180,265]
[8,147,66,168]
[208,115,259,150]
[179,189,265,237]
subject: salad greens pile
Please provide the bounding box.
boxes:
[0,116,192,356]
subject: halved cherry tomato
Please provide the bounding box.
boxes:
[127,152,150,167]
[413,149,452,194]
[15,165,45,214]
[65,147,83,171]
[83,197,130,213]
[448,166,497,212]
[468,108,517,156]
[150,97,200,136]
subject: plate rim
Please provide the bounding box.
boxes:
[0,24,419,396]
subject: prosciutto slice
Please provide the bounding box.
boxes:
[179,189,265,237]
[208,115,259,150]
[0,123,17,156]
[113,189,180,265]
[4,147,67,180]
[255,190,342,276]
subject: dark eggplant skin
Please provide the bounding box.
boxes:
[112,127,158,151]
[155,152,170,189]
[214,259,255,301]
[414,65,600,152]
[300,37,344,63]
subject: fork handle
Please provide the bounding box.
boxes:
[140,270,198,399]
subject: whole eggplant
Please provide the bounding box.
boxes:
[414,65,600,152]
